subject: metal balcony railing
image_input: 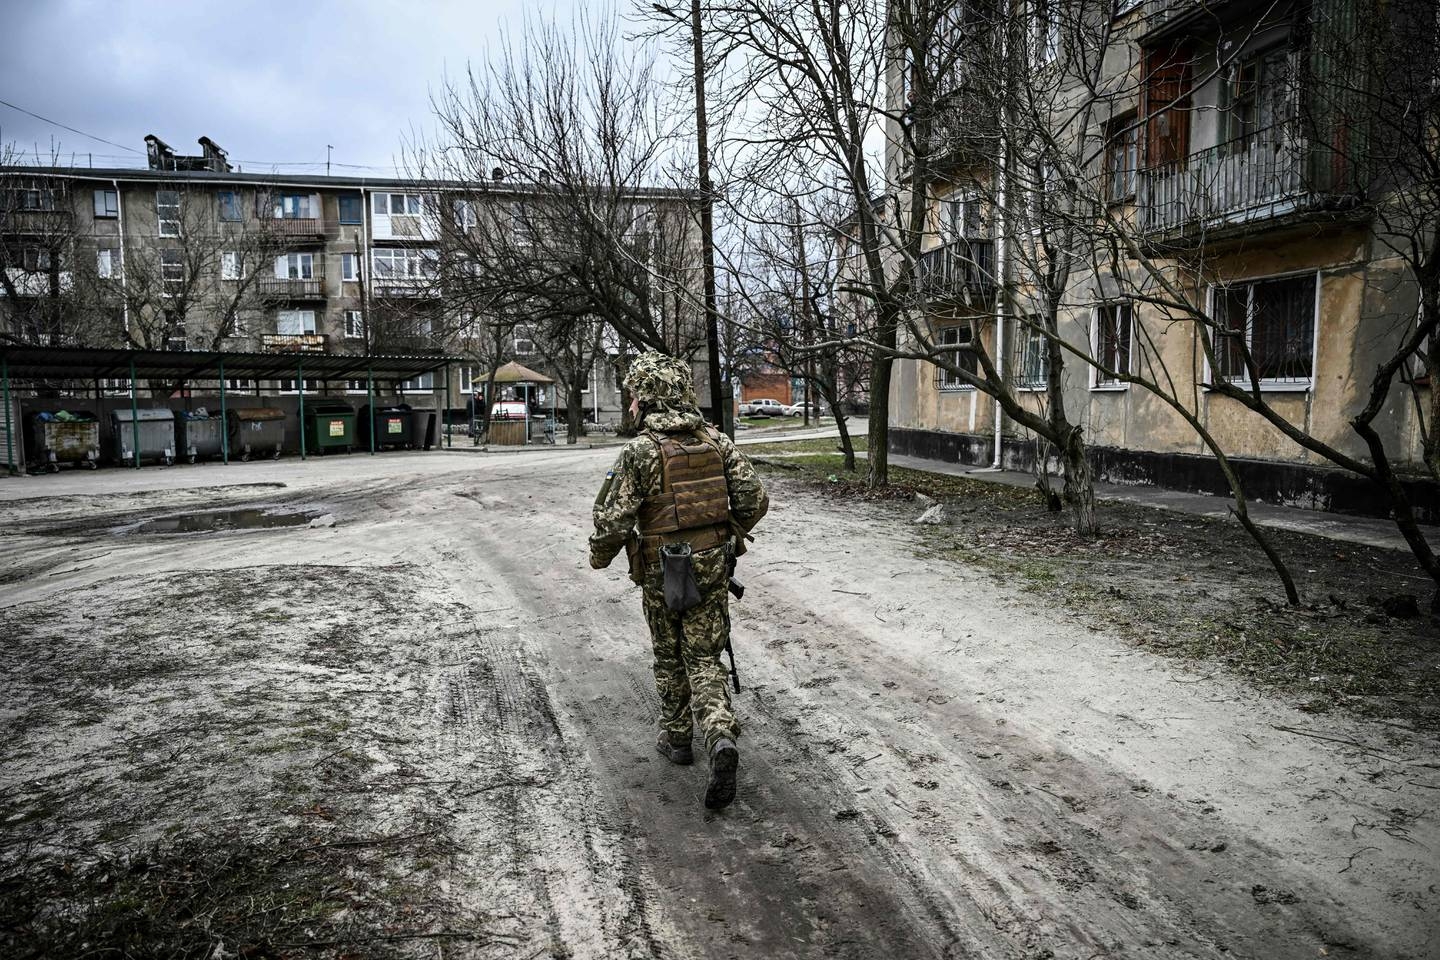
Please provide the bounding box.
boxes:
[913,238,995,303]
[1138,125,1330,235]
[257,271,326,300]
[259,216,336,240]
[373,280,441,299]
[261,333,329,353]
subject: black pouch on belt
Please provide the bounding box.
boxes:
[659,542,703,614]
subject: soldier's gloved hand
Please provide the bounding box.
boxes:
[589,551,610,570]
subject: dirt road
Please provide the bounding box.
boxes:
[2,449,1435,958]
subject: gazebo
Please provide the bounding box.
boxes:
[479,361,555,445]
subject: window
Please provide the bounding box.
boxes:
[277,378,321,393]
[940,189,983,242]
[274,194,315,219]
[276,309,317,335]
[224,312,247,337]
[340,252,359,282]
[1104,115,1139,201]
[399,372,435,392]
[17,187,56,211]
[162,310,186,351]
[371,247,434,280]
[459,366,477,393]
[275,253,314,280]
[1223,45,1294,150]
[1017,321,1048,389]
[221,251,240,281]
[937,325,976,389]
[452,199,477,230]
[161,249,184,287]
[156,190,181,236]
[224,378,255,391]
[1093,303,1132,387]
[513,325,536,356]
[22,247,52,271]
[343,309,365,339]
[96,247,114,279]
[218,191,241,221]
[376,193,422,215]
[1211,274,1316,386]
[93,189,119,218]
[1032,0,1060,66]
[338,194,363,224]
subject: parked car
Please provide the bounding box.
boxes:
[782,401,825,418]
[740,398,786,417]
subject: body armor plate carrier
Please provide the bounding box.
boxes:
[636,428,731,563]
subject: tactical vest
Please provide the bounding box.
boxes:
[636,428,731,562]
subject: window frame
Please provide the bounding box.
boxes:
[160,248,184,287]
[276,252,315,280]
[156,189,181,237]
[276,308,318,335]
[220,250,240,281]
[935,324,977,391]
[1016,320,1049,391]
[1204,270,1320,392]
[342,309,365,339]
[93,189,119,219]
[274,194,315,220]
[218,191,242,222]
[96,246,115,279]
[337,194,363,224]
[1091,303,1133,391]
[340,252,359,282]
[1104,114,1140,203]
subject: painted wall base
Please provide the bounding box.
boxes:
[888,426,1440,524]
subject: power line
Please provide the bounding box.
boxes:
[0,96,143,154]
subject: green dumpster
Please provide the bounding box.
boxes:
[309,403,356,454]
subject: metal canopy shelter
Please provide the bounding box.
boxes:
[0,345,464,474]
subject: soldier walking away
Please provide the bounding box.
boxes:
[589,352,769,810]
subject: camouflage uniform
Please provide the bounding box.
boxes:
[589,354,768,757]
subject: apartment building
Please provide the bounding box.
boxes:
[0,135,699,422]
[885,0,1437,515]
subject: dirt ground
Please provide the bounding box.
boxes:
[1,447,1437,959]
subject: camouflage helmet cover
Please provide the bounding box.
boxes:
[624,351,698,407]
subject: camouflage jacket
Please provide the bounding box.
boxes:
[589,405,768,569]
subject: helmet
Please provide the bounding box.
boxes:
[623,351,697,408]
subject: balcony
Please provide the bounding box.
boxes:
[0,270,72,297]
[261,333,329,354]
[258,216,335,241]
[913,85,999,170]
[1138,125,1359,238]
[257,272,327,300]
[2,207,74,236]
[913,238,995,304]
[373,280,441,300]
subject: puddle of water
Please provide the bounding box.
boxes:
[128,508,320,535]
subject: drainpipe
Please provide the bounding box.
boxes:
[114,179,129,335]
[359,187,371,354]
[989,0,1011,471]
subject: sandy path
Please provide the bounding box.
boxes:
[2,449,1435,959]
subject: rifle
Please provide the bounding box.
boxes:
[723,554,744,693]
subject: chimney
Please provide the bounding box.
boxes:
[197,137,232,173]
[144,134,175,171]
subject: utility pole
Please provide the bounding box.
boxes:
[689,0,728,435]
[327,144,334,176]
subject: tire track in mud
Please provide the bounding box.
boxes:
[435,621,677,960]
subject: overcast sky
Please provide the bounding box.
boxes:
[0,0,558,175]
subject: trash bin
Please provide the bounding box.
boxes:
[112,408,177,466]
[175,409,224,463]
[227,407,286,462]
[406,406,437,451]
[308,402,356,455]
[27,411,100,472]
[360,404,412,451]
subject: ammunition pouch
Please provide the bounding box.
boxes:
[660,542,703,614]
[624,533,644,586]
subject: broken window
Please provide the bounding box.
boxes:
[936,325,977,389]
[1094,303,1132,386]
[1211,273,1317,385]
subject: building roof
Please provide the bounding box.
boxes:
[0,164,698,201]
[0,345,464,383]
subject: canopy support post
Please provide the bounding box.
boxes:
[219,359,229,465]
[129,356,140,470]
[444,364,451,448]
[2,356,14,476]
[367,364,375,455]
[298,356,306,461]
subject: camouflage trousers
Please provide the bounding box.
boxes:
[640,548,739,752]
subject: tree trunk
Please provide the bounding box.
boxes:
[566,379,584,444]
[831,396,856,471]
[866,353,892,489]
[1059,426,1096,536]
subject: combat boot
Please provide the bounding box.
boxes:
[704,738,739,809]
[656,731,694,765]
